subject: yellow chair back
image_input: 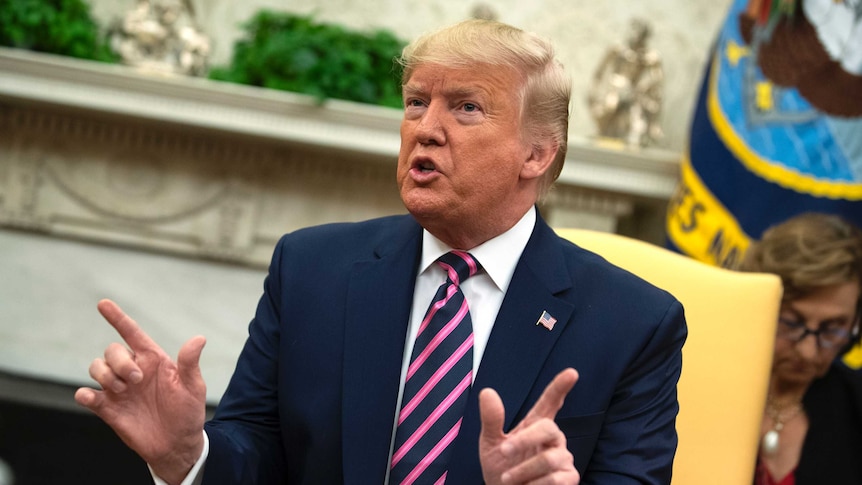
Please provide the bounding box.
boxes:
[555,227,782,485]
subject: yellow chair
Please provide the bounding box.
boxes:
[554,227,782,485]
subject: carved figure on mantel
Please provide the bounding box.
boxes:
[108,0,211,77]
[587,18,664,148]
[470,3,499,21]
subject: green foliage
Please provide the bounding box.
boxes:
[209,11,405,108]
[0,0,117,62]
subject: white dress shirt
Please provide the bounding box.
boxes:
[155,207,536,485]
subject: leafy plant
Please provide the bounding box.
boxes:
[209,12,405,108]
[0,0,117,62]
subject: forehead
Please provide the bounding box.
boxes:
[403,63,524,97]
[783,281,861,317]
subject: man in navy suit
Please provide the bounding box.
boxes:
[76,19,686,484]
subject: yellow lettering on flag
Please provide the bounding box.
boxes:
[666,154,753,268]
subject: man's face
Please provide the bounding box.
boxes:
[396,62,539,245]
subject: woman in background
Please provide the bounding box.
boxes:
[741,212,862,484]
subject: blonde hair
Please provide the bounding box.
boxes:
[396,19,571,197]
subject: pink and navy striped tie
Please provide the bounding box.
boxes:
[390,250,481,485]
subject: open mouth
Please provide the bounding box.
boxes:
[413,157,437,173]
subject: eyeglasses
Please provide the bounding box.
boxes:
[777,318,851,350]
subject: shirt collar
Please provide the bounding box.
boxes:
[419,207,536,291]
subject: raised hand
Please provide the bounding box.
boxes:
[74,299,207,485]
[479,368,580,485]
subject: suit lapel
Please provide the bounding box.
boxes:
[341,218,422,482]
[446,216,576,483]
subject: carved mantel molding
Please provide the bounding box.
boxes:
[0,47,681,267]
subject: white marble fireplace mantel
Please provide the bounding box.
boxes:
[0,46,680,261]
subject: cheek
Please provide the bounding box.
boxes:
[771,338,811,364]
[772,339,792,359]
[395,156,405,178]
[399,125,416,155]
[395,158,411,192]
[396,151,408,170]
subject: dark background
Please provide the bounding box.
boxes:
[0,371,191,485]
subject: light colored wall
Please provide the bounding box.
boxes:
[88,0,734,152]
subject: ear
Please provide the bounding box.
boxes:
[520,139,558,181]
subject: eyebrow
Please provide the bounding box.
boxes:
[402,84,490,100]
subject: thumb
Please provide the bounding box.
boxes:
[177,335,206,386]
[479,387,507,446]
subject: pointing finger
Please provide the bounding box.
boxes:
[522,368,578,424]
[97,299,159,354]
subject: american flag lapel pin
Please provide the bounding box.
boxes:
[536,310,557,331]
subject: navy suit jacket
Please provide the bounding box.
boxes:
[203,213,686,484]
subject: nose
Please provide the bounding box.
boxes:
[794,331,820,360]
[414,103,446,146]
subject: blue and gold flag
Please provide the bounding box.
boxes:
[666,0,862,269]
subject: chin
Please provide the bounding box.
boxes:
[403,200,438,221]
[402,187,437,211]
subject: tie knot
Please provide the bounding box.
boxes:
[437,251,481,286]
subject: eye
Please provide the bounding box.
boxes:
[820,323,850,336]
[405,98,425,108]
[823,327,850,337]
[461,102,479,112]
